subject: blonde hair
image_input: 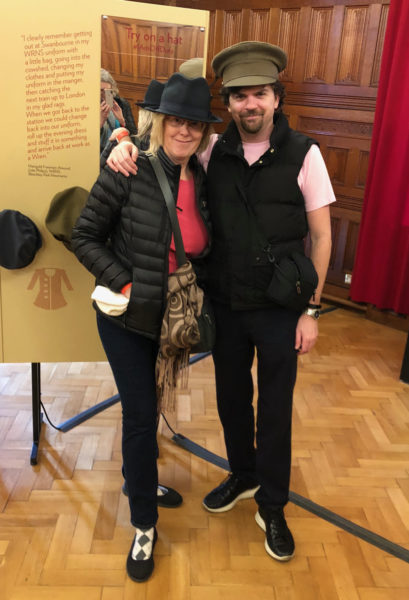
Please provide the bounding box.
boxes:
[148,113,213,156]
[137,108,153,143]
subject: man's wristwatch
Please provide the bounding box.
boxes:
[303,303,321,320]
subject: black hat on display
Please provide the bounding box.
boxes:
[136,79,165,110]
[212,41,287,87]
[150,73,222,123]
[45,186,89,251]
[0,209,42,269]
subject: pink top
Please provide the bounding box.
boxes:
[168,177,209,273]
[199,133,336,212]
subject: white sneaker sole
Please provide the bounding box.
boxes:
[203,485,260,513]
[255,510,294,562]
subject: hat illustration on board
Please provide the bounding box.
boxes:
[0,209,42,269]
[45,186,89,251]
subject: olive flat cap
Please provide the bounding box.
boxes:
[46,186,89,251]
[212,41,287,87]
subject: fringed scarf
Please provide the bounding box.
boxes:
[156,261,203,412]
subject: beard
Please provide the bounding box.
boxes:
[238,111,264,134]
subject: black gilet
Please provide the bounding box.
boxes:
[206,113,317,309]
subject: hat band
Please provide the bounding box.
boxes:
[157,100,212,123]
[223,59,279,86]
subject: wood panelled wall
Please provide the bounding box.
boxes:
[107,1,406,328]
[101,16,205,106]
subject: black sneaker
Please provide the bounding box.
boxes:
[122,482,183,508]
[203,473,260,513]
[126,526,157,582]
[255,507,295,561]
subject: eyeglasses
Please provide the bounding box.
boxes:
[165,116,205,132]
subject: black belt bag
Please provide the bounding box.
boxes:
[236,183,318,312]
[266,249,318,312]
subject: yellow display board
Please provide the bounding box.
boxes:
[0,0,208,363]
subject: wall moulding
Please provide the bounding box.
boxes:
[286,91,377,111]
[298,116,373,137]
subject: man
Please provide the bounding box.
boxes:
[106,42,334,562]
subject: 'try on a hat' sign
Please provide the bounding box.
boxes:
[0,0,208,363]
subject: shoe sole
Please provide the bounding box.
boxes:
[203,485,260,513]
[127,561,154,583]
[157,497,183,508]
[255,511,294,562]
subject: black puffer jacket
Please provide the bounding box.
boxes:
[72,147,211,340]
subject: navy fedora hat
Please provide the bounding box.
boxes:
[150,73,221,123]
[0,209,42,269]
[136,79,165,110]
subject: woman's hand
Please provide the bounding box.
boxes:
[112,100,126,127]
[100,100,110,127]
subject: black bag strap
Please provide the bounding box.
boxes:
[147,154,187,267]
[235,183,276,263]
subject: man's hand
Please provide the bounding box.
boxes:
[106,141,139,176]
[295,312,318,354]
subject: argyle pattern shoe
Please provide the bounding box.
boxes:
[255,507,295,561]
[126,526,157,582]
[122,481,183,508]
[202,473,260,513]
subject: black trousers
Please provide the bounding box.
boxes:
[97,314,159,528]
[212,302,299,509]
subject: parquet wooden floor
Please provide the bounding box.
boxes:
[1,306,409,599]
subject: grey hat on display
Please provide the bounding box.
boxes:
[178,57,204,79]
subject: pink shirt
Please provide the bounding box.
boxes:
[199,133,336,212]
[168,177,209,273]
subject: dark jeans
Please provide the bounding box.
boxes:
[97,314,159,528]
[212,302,299,509]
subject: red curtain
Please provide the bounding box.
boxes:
[350,0,409,314]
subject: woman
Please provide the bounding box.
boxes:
[99,79,164,168]
[100,68,137,153]
[72,73,220,583]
